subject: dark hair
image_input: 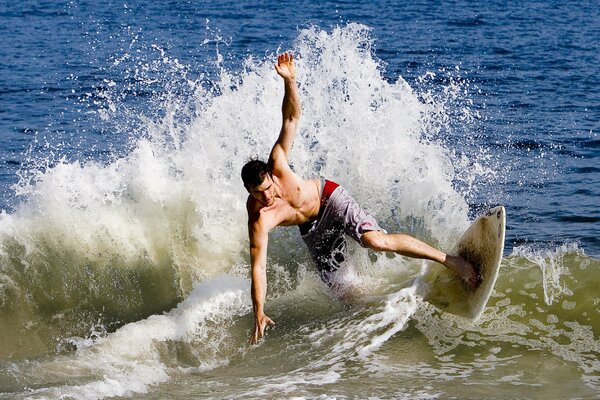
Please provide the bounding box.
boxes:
[241,158,271,188]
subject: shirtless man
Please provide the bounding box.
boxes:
[242,52,478,345]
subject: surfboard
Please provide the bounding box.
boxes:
[421,206,506,320]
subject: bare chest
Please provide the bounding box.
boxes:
[272,200,310,226]
[263,184,319,226]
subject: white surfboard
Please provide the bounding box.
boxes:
[421,206,506,320]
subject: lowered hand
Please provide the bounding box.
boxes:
[250,312,275,345]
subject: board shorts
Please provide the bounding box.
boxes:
[298,180,386,284]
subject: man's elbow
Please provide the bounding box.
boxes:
[283,114,300,128]
[251,262,266,282]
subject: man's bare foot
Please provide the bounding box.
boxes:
[444,255,479,289]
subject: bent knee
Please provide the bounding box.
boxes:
[361,231,389,251]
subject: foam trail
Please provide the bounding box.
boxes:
[356,287,419,357]
[22,275,249,399]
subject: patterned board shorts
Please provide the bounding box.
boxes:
[299,180,386,283]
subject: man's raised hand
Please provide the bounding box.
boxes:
[274,52,295,81]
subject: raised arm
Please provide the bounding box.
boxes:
[249,219,275,344]
[269,52,301,172]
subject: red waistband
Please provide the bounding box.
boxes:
[321,180,339,209]
[299,179,339,236]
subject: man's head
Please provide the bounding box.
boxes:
[241,158,275,206]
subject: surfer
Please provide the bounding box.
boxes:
[243,52,478,344]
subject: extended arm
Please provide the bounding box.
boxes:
[249,220,275,344]
[269,52,301,171]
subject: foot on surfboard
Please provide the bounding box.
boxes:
[444,255,480,290]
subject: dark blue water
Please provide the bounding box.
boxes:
[1,1,598,255]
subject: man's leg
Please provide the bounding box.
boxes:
[361,230,478,288]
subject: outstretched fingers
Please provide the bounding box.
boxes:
[278,51,292,65]
[274,51,295,77]
[250,315,275,345]
[251,325,261,345]
[262,316,275,334]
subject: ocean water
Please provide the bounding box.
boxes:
[0,1,598,399]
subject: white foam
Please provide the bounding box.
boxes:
[510,242,582,305]
[26,275,250,399]
[2,23,481,292]
[1,23,490,397]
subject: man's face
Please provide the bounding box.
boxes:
[248,174,276,206]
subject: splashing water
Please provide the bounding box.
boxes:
[0,23,487,359]
[511,242,582,305]
[3,23,597,400]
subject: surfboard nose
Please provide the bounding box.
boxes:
[484,206,505,221]
[495,207,504,238]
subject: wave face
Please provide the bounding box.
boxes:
[0,24,598,399]
[0,24,482,359]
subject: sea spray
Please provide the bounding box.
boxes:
[510,242,580,305]
[0,24,503,399]
[1,23,486,362]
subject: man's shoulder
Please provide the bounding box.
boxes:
[246,197,271,224]
[247,197,285,230]
[246,196,260,219]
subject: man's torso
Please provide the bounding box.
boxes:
[247,172,321,229]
